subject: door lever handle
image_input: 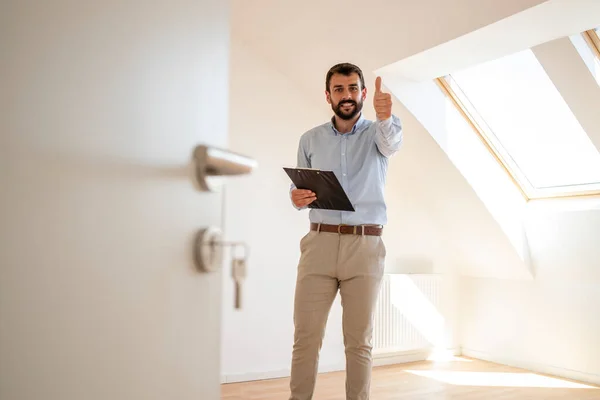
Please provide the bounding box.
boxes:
[192,144,257,191]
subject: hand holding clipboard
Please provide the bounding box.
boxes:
[284,168,355,212]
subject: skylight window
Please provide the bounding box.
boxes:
[436,49,600,199]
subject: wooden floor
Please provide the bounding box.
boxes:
[221,357,600,399]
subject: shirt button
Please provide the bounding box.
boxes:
[343,173,347,176]
[342,153,345,155]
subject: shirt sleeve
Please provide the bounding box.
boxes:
[374,114,403,158]
[290,134,311,210]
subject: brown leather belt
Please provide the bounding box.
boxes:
[310,223,383,236]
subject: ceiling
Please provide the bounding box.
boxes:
[231,0,549,101]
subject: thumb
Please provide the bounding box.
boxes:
[375,76,382,93]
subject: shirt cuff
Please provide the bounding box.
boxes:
[377,114,398,126]
[377,114,401,136]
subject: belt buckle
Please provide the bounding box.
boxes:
[338,224,355,234]
[337,224,360,235]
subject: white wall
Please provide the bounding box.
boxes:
[0,1,230,399]
[461,200,600,385]
[221,39,461,382]
[221,39,336,382]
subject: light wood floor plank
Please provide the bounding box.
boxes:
[221,357,600,399]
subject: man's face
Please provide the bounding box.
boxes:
[326,73,367,120]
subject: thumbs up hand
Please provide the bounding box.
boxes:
[373,76,392,120]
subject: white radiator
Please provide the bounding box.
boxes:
[373,274,443,356]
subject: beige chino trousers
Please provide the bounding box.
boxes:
[289,228,386,400]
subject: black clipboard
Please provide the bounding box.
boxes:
[284,167,355,212]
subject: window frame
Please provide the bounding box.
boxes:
[582,28,600,59]
[435,74,600,201]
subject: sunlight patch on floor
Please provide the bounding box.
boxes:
[404,370,598,389]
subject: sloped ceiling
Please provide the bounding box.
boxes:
[232,0,549,102]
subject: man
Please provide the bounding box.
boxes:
[288,63,403,400]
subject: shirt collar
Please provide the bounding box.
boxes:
[329,113,366,136]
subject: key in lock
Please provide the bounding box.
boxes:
[193,228,249,310]
[231,257,246,310]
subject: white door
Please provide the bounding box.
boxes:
[0,1,230,399]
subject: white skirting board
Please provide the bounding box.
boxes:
[222,347,600,386]
[221,348,460,384]
[461,348,600,387]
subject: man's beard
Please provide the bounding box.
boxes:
[332,99,363,120]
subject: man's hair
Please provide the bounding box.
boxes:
[325,63,365,92]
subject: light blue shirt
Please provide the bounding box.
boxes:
[290,113,403,226]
